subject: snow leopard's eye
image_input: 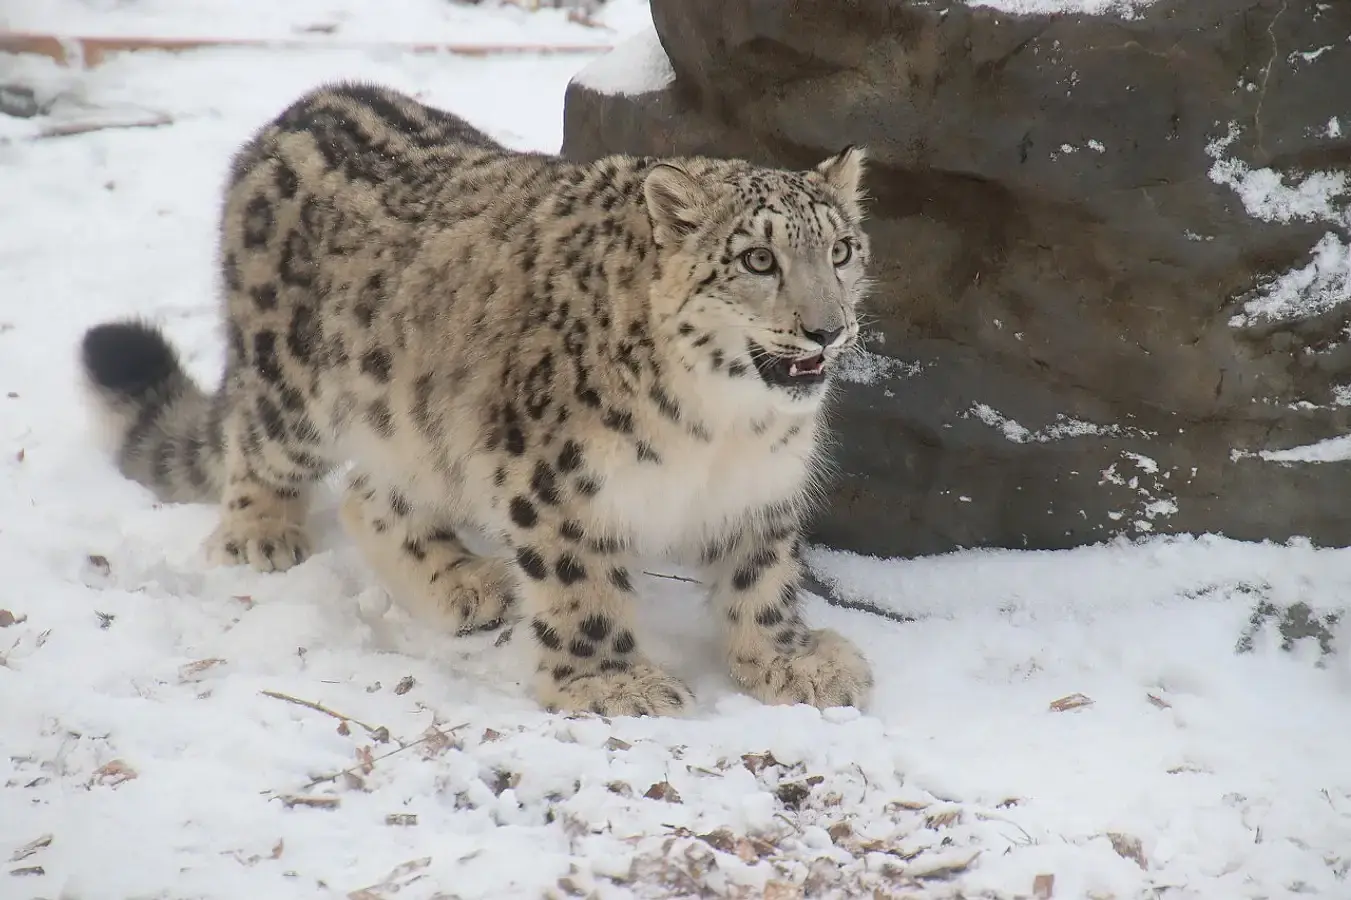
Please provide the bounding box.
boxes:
[740,247,777,275]
[831,239,852,267]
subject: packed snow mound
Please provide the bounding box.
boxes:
[571,17,673,96]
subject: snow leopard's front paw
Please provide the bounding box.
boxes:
[206,517,310,573]
[731,628,873,710]
[431,557,518,636]
[535,660,695,717]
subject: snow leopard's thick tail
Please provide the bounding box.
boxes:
[80,320,226,503]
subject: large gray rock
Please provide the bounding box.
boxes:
[562,0,1351,558]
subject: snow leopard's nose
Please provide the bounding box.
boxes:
[801,324,845,349]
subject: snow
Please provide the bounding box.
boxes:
[1210,160,1348,226]
[1097,452,1182,534]
[834,351,923,385]
[1235,233,1351,326]
[959,0,1155,17]
[571,16,673,96]
[3,5,1351,898]
[4,0,645,47]
[1051,140,1105,159]
[1239,434,1351,465]
[1208,117,1351,462]
[966,403,1151,443]
[1207,123,1351,328]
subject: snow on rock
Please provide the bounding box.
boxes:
[1236,433,1351,464]
[1049,138,1107,161]
[965,403,1151,443]
[834,351,923,385]
[570,15,673,97]
[1232,232,1351,327]
[1098,451,1182,533]
[959,0,1156,18]
[1,15,1351,900]
[1207,123,1351,328]
[1208,118,1351,461]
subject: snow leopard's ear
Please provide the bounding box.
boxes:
[815,145,867,208]
[643,163,707,246]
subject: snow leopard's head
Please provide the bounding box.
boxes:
[644,147,871,412]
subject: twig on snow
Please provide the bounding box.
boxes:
[32,114,173,140]
[802,569,917,625]
[259,689,389,741]
[266,723,469,796]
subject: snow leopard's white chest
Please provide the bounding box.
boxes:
[587,415,817,558]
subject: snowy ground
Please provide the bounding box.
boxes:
[3,0,653,46]
[3,2,1351,898]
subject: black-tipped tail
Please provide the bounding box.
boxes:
[82,320,182,400]
[80,319,224,503]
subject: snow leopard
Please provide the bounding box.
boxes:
[79,82,875,716]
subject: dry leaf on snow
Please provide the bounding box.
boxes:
[1107,832,1147,869]
[279,795,340,810]
[178,658,226,682]
[776,775,824,810]
[1049,692,1095,712]
[8,833,51,863]
[905,849,981,880]
[697,829,770,864]
[356,746,376,775]
[347,856,432,900]
[644,781,682,803]
[419,725,457,758]
[886,798,931,812]
[925,808,963,829]
[742,751,781,774]
[762,880,803,900]
[89,759,137,788]
[555,875,586,897]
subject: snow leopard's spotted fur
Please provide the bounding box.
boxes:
[79,82,875,716]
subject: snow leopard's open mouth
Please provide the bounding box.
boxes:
[748,341,828,388]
